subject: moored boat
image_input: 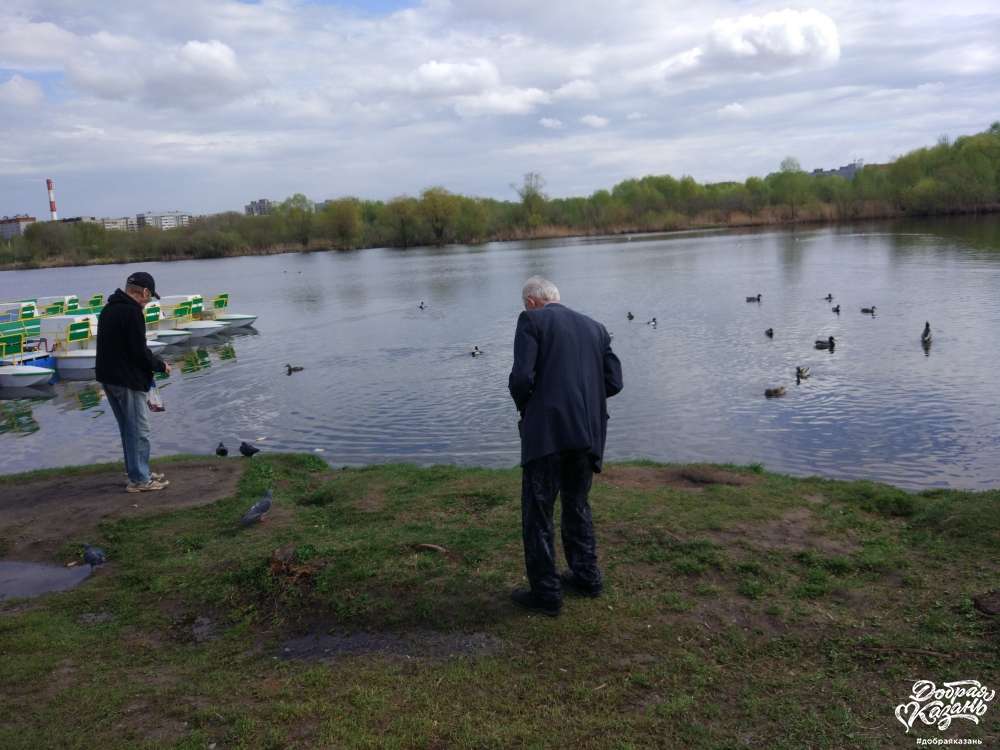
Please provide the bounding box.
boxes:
[0,364,54,388]
[207,294,257,329]
[40,315,98,373]
[0,332,54,387]
[214,313,258,328]
[157,296,227,339]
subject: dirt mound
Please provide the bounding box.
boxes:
[0,459,242,562]
[601,464,758,491]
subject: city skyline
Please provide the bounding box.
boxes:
[1,0,999,218]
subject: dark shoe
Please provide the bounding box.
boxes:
[510,588,561,617]
[560,570,602,598]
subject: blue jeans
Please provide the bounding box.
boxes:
[103,384,151,484]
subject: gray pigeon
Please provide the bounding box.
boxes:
[83,544,107,567]
[240,489,273,526]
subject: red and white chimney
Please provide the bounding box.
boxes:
[46,178,58,220]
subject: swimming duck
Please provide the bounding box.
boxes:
[921,321,932,344]
[765,328,774,338]
[746,294,762,303]
[796,366,810,381]
[861,306,876,314]
[824,294,833,302]
[470,346,482,357]
[418,301,426,310]
[286,364,304,375]
[764,387,786,398]
[832,305,840,314]
[815,336,836,350]
[627,311,634,321]
[646,317,657,327]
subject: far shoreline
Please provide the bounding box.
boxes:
[2,206,998,274]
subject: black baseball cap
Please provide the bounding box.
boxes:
[126,271,160,299]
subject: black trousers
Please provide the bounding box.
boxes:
[521,450,602,602]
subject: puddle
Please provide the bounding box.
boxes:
[0,561,93,600]
[279,629,505,661]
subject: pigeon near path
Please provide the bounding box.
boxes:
[240,490,273,526]
[83,544,107,567]
[240,441,260,458]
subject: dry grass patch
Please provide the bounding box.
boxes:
[706,507,860,556]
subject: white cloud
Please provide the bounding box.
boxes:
[454,86,549,117]
[708,9,840,68]
[148,39,250,104]
[403,58,501,95]
[634,8,840,88]
[89,31,142,53]
[919,43,1000,75]
[553,78,599,100]
[717,102,748,119]
[0,74,44,107]
[0,19,80,70]
[0,1,998,217]
[580,114,609,128]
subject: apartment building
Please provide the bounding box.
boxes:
[245,199,275,216]
[137,211,192,230]
[0,215,36,240]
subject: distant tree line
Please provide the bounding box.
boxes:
[3,123,999,268]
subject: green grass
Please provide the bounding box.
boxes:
[1,456,998,749]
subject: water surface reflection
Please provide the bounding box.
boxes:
[1,216,999,490]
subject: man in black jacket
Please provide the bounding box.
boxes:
[96,272,171,493]
[508,276,623,616]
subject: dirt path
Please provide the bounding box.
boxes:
[0,460,243,562]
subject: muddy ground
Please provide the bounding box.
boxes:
[0,459,242,562]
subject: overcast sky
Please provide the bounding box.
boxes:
[1,0,999,218]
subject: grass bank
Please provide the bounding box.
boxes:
[1,455,998,748]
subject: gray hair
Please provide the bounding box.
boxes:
[521,276,560,303]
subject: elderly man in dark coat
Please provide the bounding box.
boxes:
[508,276,623,616]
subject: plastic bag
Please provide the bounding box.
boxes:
[147,381,165,412]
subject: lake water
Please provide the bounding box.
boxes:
[2,216,999,490]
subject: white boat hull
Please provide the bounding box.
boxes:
[0,364,54,388]
[148,329,192,345]
[215,313,257,328]
[54,350,97,371]
[176,321,226,339]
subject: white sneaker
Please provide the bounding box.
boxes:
[126,479,170,493]
[124,472,165,484]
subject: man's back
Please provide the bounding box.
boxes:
[96,289,155,391]
[509,302,622,470]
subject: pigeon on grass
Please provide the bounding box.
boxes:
[240,441,260,458]
[240,490,273,526]
[83,544,107,568]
